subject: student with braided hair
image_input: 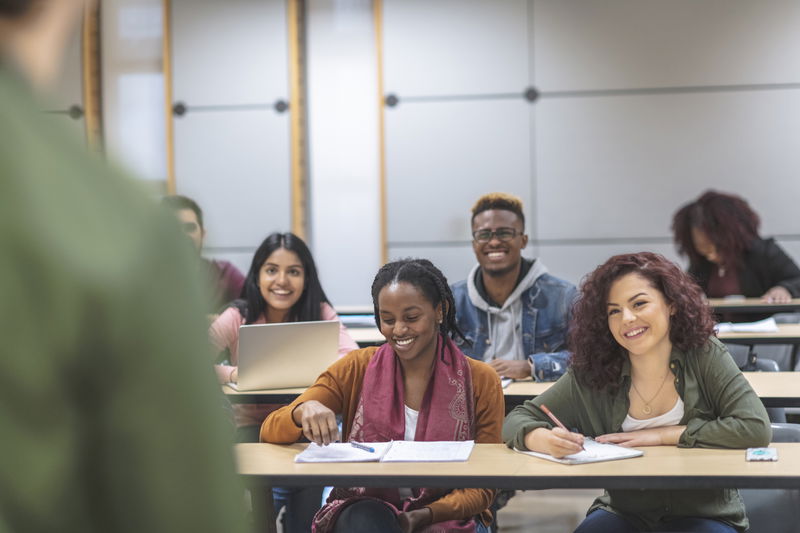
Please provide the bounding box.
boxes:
[262,258,503,533]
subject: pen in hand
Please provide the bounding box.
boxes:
[350,441,375,453]
[540,404,586,452]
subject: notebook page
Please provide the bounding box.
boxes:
[294,442,391,463]
[381,440,475,462]
[515,438,642,465]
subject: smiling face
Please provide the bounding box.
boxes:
[377,281,442,365]
[607,273,673,359]
[471,209,528,278]
[258,247,305,321]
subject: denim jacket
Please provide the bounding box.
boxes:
[451,263,577,382]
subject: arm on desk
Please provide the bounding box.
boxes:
[503,371,581,451]
[761,239,800,298]
[680,342,770,449]
[528,350,570,382]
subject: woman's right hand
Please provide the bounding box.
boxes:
[524,427,584,458]
[291,400,339,445]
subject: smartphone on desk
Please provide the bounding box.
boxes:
[746,447,778,461]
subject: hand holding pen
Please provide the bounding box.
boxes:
[523,404,585,458]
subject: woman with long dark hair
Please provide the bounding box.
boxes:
[504,252,770,533]
[262,258,503,533]
[672,190,800,304]
[209,232,357,532]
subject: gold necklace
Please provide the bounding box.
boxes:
[631,371,671,415]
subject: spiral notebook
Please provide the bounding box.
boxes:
[515,438,643,465]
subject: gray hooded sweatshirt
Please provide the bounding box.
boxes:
[465,259,548,362]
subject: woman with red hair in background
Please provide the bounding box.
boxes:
[672,190,800,304]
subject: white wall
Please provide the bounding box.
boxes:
[170,0,291,275]
[101,0,166,182]
[306,0,382,307]
[382,0,800,288]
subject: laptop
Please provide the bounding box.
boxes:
[230,320,340,391]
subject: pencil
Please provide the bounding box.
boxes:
[540,404,585,451]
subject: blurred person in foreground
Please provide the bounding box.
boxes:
[0,1,249,532]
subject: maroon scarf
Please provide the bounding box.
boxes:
[312,335,478,532]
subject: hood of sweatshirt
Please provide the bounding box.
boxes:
[465,259,548,361]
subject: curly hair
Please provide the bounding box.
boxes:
[569,252,715,391]
[371,258,467,344]
[672,190,760,270]
[471,192,525,227]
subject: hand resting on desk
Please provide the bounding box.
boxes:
[762,285,792,304]
[292,400,340,445]
[488,358,531,379]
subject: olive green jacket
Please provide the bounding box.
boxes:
[503,337,770,532]
[0,67,248,532]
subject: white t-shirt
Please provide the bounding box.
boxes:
[398,405,420,500]
[621,397,685,432]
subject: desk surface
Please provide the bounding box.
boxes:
[347,326,383,345]
[236,442,800,490]
[717,323,800,344]
[225,372,800,407]
[708,298,800,314]
[504,372,800,408]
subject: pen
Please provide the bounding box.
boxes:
[350,441,375,453]
[540,404,585,451]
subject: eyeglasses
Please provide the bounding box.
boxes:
[472,227,519,243]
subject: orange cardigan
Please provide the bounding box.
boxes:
[261,346,504,525]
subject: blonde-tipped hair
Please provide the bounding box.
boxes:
[471,192,525,225]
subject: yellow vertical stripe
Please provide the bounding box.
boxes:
[163,0,176,193]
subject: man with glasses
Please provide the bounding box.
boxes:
[452,192,577,381]
[163,195,245,313]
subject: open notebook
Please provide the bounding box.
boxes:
[516,438,643,465]
[295,440,475,463]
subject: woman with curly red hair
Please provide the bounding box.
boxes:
[672,190,800,304]
[503,252,770,533]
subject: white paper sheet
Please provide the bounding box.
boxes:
[515,438,643,465]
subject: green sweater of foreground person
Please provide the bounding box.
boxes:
[0,67,248,533]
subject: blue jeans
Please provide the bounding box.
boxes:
[575,509,737,533]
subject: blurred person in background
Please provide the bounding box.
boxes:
[0,1,250,531]
[162,194,246,314]
[672,190,800,305]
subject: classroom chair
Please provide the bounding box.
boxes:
[740,423,800,533]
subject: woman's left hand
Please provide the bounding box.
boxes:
[762,285,792,303]
[596,426,685,447]
[397,508,432,533]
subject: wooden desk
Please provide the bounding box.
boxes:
[708,297,800,315]
[224,372,800,408]
[237,442,800,532]
[347,326,383,346]
[505,372,800,408]
[717,324,800,345]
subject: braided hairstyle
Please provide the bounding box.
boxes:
[370,258,467,344]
